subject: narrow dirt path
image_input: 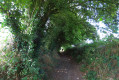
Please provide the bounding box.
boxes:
[49,56,84,80]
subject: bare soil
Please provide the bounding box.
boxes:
[49,56,84,80]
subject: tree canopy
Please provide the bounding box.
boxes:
[0,0,118,54]
[0,0,119,79]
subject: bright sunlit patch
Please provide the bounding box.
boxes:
[60,47,64,53]
[88,19,119,39]
[0,26,12,49]
[98,21,107,28]
[85,39,93,44]
[0,14,4,22]
[71,45,75,47]
[0,14,13,50]
[113,33,119,38]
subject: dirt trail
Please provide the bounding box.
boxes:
[49,56,84,80]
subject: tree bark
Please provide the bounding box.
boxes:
[32,12,50,58]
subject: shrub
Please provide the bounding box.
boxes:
[0,46,45,80]
[79,40,119,80]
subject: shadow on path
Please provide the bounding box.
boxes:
[49,56,84,80]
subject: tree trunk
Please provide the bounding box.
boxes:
[32,12,50,58]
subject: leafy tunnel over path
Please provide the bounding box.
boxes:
[0,0,118,79]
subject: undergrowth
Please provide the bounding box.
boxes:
[65,39,119,80]
[0,42,59,80]
[0,47,45,80]
[79,40,119,80]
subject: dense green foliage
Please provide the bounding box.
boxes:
[0,0,118,80]
[66,38,119,80]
